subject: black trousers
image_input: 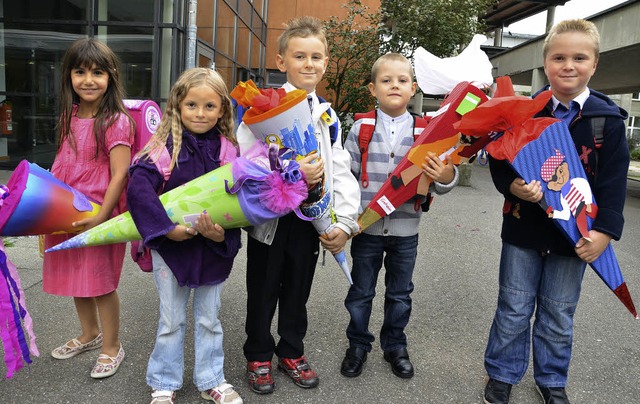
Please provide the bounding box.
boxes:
[243,212,319,361]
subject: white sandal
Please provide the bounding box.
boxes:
[51,333,103,359]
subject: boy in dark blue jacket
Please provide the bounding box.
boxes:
[483,19,630,404]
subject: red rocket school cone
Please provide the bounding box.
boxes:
[357,81,490,232]
[0,160,100,236]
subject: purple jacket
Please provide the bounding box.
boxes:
[127,128,241,287]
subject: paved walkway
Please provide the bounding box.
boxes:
[1,164,640,403]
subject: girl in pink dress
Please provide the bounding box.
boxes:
[43,38,134,379]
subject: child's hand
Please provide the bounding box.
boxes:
[166,224,198,241]
[72,214,108,231]
[509,178,543,202]
[319,227,349,254]
[298,153,324,188]
[421,153,455,184]
[575,230,611,263]
[194,212,225,242]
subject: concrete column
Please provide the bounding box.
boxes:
[546,7,556,32]
[412,93,424,116]
[493,27,503,47]
[532,68,547,93]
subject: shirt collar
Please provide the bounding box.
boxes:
[377,109,411,125]
[283,82,316,98]
[551,88,590,111]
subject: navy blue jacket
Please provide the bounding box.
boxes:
[489,87,629,255]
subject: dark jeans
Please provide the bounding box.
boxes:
[344,233,418,352]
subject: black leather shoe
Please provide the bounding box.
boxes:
[484,378,512,404]
[536,385,570,404]
[340,346,367,377]
[383,347,414,378]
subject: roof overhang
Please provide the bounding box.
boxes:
[482,0,569,30]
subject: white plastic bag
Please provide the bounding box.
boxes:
[414,34,494,95]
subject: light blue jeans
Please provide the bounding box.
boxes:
[146,251,225,392]
[484,242,586,388]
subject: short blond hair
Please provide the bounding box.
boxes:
[370,53,414,83]
[277,16,328,56]
[543,19,600,60]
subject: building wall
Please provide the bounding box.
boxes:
[265,0,381,96]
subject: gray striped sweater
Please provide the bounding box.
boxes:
[344,110,458,236]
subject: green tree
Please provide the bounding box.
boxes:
[380,0,496,59]
[324,0,496,135]
[324,0,381,134]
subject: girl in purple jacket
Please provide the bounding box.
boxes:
[127,68,242,404]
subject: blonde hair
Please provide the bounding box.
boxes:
[277,16,328,56]
[370,53,414,83]
[139,68,236,170]
[543,19,600,60]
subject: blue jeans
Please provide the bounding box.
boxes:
[146,251,225,392]
[484,242,586,387]
[344,233,418,352]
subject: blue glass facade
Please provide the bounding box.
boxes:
[0,0,267,168]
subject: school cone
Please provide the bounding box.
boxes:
[0,160,101,236]
[458,90,637,318]
[232,80,353,285]
[357,81,490,232]
[46,148,308,252]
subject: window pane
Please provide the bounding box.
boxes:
[199,54,213,69]
[98,0,155,23]
[162,0,178,24]
[238,0,252,26]
[267,70,286,88]
[252,9,264,39]
[253,0,264,18]
[160,28,182,100]
[250,33,262,84]
[215,2,236,58]
[95,26,154,99]
[2,0,87,21]
[215,54,233,91]
[0,27,85,164]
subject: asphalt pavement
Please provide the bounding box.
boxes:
[1,163,639,404]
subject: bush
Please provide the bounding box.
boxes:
[631,148,640,161]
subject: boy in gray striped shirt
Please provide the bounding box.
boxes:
[340,53,458,379]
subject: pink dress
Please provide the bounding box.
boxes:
[43,111,133,297]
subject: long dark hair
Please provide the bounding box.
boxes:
[57,38,134,157]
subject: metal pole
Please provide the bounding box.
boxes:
[186,0,198,69]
